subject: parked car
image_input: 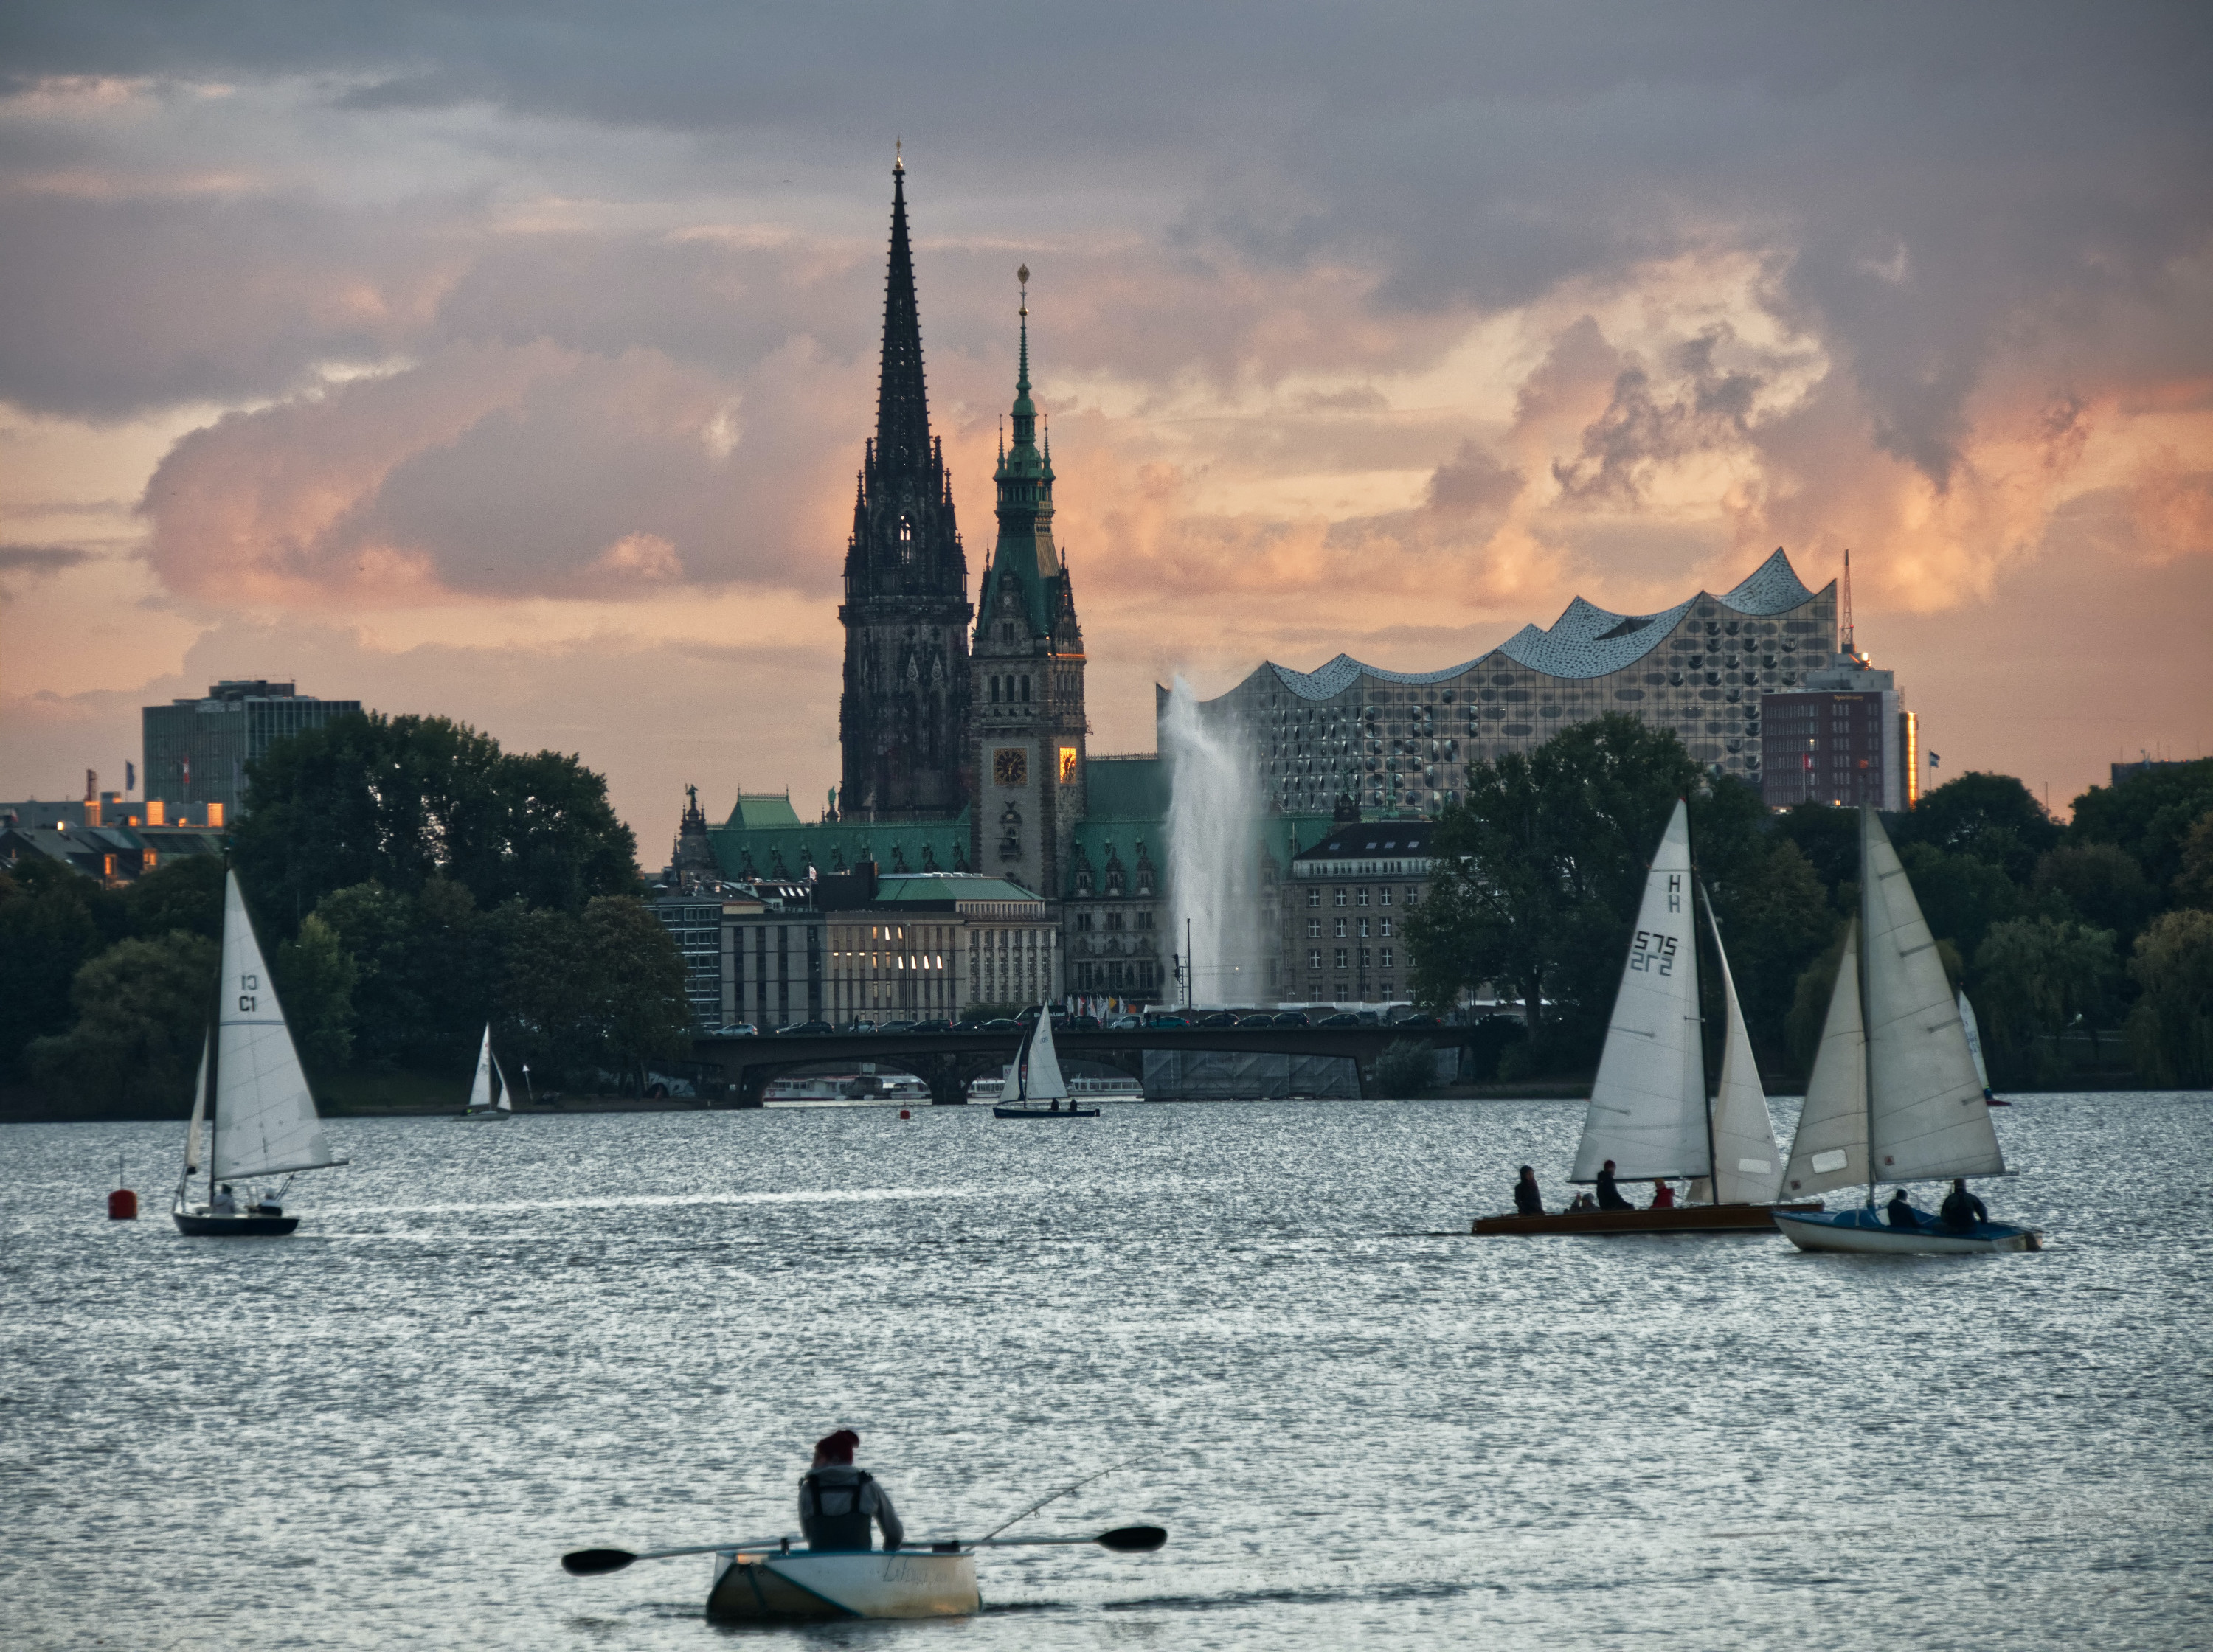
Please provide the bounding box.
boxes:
[1143,1013,1189,1028]
[1394,1013,1441,1027]
[980,1018,1024,1032]
[877,1019,918,1033]
[1236,1014,1277,1027]
[713,1022,759,1037]
[1064,1014,1101,1030]
[1105,1015,1143,1030]
[839,1021,879,1034]
[911,1018,952,1033]
[1272,1011,1311,1027]
[1197,1011,1238,1027]
[775,1020,834,1035]
[1317,1012,1362,1027]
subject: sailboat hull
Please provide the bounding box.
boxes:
[1475,1202,1821,1235]
[992,1105,1098,1120]
[452,1109,513,1121]
[1774,1207,2043,1254]
[173,1206,299,1237]
[705,1549,979,1621]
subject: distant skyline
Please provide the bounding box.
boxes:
[2,3,2208,842]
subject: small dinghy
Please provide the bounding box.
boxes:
[1772,808,2040,1257]
[455,1023,514,1120]
[992,1009,1098,1119]
[173,870,350,1236]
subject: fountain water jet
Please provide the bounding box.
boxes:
[1161,676,1262,1010]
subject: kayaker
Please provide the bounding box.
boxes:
[1514,1166,1544,1216]
[1885,1188,1920,1229]
[1595,1160,1632,1210]
[1650,1179,1676,1210]
[1939,1179,1988,1233]
[799,1429,904,1552]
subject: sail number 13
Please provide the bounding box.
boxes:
[1628,933,1677,976]
[238,971,259,1012]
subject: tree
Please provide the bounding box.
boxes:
[122,853,226,943]
[582,895,692,1094]
[1375,1038,1436,1097]
[1770,802,1861,914]
[1971,917,2120,1086]
[493,901,598,1084]
[2068,759,2213,895]
[273,914,357,1072]
[2125,910,2213,1087]
[27,931,218,1113]
[0,862,106,1076]
[233,711,640,922]
[1894,771,2060,884]
[1897,842,2022,962]
[312,878,493,1072]
[2031,843,2158,941]
[1707,839,1838,1065]
[2169,811,2213,910]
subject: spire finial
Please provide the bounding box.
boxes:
[1016,265,1031,396]
[893,136,904,174]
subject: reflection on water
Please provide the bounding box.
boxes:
[4,1094,2209,1650]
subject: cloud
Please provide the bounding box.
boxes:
[0,542,92,572]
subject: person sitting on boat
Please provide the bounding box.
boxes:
[1650,1180,1676,1210]
[1939,1179,1989,1234]
[1595,1161,1632,1211]
[1885,1188,1921,1229]
[1514,1166,1544,1217]
[211,1184,237,1216]
[799,1429,904,1552]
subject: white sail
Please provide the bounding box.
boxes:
[1702,887,1783,1204]
[1572,801,1708,1182]
[1958,988,1991,1093]
[1861,809,2005,1181]
[466,1024,494,1111]
[184,1032,209,1175]
[1781,919,1869,1198]
[1019,1009,1070,1102]
[490,1052,513,1111]
[211,872,348,1181]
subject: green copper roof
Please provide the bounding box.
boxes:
[724,793,803,829]
[977,271,1062,642]
[708,808,972,881]
[871,873,1040,906]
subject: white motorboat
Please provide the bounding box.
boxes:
[1773,808,2041,1256]
[173,870,350,1236]
[455,1023,514,1120]
[706,1547,978,1621]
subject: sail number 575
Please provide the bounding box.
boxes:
[1628,932,1676,976]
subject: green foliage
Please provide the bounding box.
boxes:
[313,878,496,1072]
[1894,770,2061,884]
[1374,1038,1436,1097]
[1771,802,1860,912]
[122,853,226,943]
[0,863,107,1075]
[1784,925,1852,1074]
[2067,759,2213,894]
[2167,811,2213,909]
[1970,917,2121,1086]
[2125,910,2213,1087]
[583,897,693,1094]
[1897,841,2021,962]
[273,913,357,1072]
[1707,838,1838,1066]
[232,710,640,922]
[2032,843,2158,940]
[27,931,218,1112]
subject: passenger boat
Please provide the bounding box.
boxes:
[455,1023,514,1120]
[173,870,350,1236]
[992,1010,1098,1119]
[1475,799,1817,1235]
[706,1547,978,1621]
[1771,808,2041,1257]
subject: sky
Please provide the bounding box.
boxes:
[2,1,2209,854]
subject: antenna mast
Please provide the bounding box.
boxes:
[1840,549,1855,659]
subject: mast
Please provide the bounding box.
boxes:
[205,869,225,1207]
[1693,833,1716,1196]
[1860,805,1875,1207]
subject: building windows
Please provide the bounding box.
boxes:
[1357,917,1370,939]
[1306,917,1322,939]
[1306,889,1320,908]
[1379,886,1391,906]
[1359,947,1372,969]
[1334,948,1348,970]
[1334,917,1347,939]
[1357,887,1370,907]
[1308,949,1323,970]
[1379,917,1392,937]
[1334,888,1347,908]
[1380,947,1394,970]
[1406,887,1421,908]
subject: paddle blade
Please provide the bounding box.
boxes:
[1097,1524,1167,1552]
[561,1548,638,1576]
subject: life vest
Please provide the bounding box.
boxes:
[801,1468,876,1551]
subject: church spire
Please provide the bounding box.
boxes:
[875,147,930,474]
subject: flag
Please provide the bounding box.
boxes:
[1930,753,1942,769]
[125,760,135,790]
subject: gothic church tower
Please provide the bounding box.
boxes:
[839,152,973,821]
[972,268,1087,896]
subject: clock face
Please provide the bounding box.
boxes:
[994,747,1028,787]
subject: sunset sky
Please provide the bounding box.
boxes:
[3,3,2209,850]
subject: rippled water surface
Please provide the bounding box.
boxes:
[5,1094,2210,1651]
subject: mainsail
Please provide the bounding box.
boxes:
[490,1052,514,1111]
[467,1024,496,1111]
[1958,988,1992,1094]
[1702,886,1783,1204]
[1017,1011,1070,1103]
[1781,919,1869,1198]
[211,872,348,1181]
[1860,808,2004,1181]
[1571,801,1708,1182]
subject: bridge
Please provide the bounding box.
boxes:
[688,1023,1474,1108]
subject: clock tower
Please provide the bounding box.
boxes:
[971,268,1087,898]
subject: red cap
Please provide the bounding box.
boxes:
[816,1429,860,1464]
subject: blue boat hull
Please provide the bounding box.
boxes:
[1774,1205,2042,1254]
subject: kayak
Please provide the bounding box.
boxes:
[705,1547,980,1620]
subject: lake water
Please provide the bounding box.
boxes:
[4,1093,2209,1651]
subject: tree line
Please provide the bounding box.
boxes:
[1405,715,2213,1089]
[1,713,693,1114]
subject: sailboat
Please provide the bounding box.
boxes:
[1475,799,1820,1235]
[173,870,350,1236]
[1772,809,2041,1255]
[992,1010,1098,1120]
[455,1024,515,1120]
[1957,988,2009,1104]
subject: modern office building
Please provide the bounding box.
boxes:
[142,680,361,820]
[1758,653,1917,811]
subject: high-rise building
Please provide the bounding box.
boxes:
[969,268,1089,901]
[142,680,361,819]
[837,151,973,822]
[1759,653,1917,811]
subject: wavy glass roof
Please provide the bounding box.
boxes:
[1247,548,1817,697]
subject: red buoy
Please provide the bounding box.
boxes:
[898,1109,911,1120]
[108,1187,138,1221]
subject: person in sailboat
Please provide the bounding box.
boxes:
[211,1183,238,1216]
[1595,1160,1633,1211]
[1649,1179,1676,1210]
[1885,1188,1922,1230]
[1514,1165,1544,1217]
[800,1429,904,1552]
[1939,1179,1989,1234]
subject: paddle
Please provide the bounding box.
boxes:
[561,1524,1165,1575]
